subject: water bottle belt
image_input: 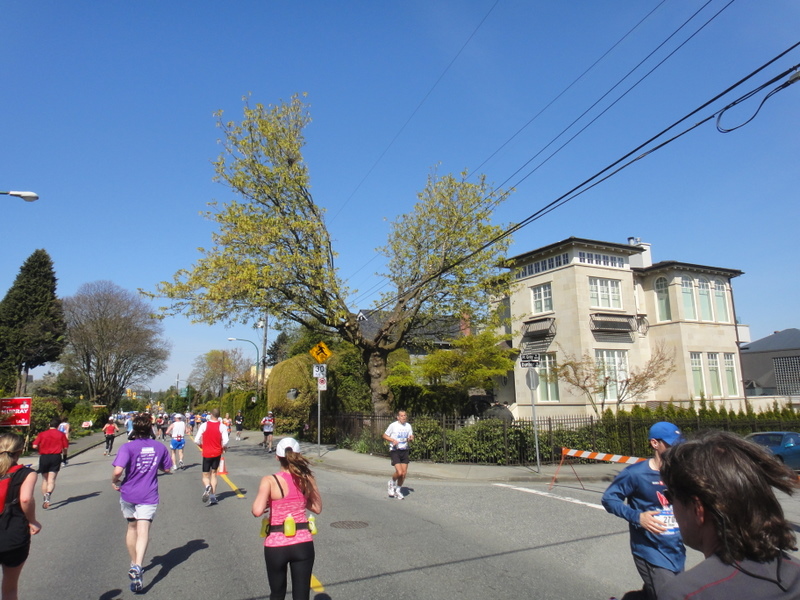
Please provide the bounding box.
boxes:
[268,522,309,533]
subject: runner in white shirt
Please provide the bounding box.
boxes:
[382,410,414,499]
[166,414,187,471]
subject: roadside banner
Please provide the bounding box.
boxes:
[0,397,32,427]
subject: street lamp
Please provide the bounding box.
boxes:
[228,337,261,404]
[1,190,38,202]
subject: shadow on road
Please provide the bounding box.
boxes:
[143,538,210,592]
[49,491,102,509]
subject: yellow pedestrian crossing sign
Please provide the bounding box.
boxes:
[310,341,332,364]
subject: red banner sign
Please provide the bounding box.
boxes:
[0,397,32,427]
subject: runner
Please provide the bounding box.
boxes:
[0,431,41,600]
[602,422,686,600]
[103,417,120,456]
[31,418,70,509]
[194,408,229,506]
[382,410,415,500]
[251,437,322,600]
[111,413,172,593]
[223,413,233,438]
[260,411,275,452]
[234,410,244,441]
[166,414,186,471]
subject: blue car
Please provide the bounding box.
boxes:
[745,431,800,470]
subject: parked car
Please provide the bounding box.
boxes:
[744,431,800,470]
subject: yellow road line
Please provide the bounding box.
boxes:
[311,575,325,592]
[220,473,246,498]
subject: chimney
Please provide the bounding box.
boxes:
[627,237,652,269]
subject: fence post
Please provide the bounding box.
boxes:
[442,413,447,462]
[627,419,634,456]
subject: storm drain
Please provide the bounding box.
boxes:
[330,521,369,529]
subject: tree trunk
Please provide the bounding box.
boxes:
[364,347,392,415]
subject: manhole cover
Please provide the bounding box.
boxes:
[330,521,369,529]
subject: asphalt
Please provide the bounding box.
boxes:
[59,429,626,486]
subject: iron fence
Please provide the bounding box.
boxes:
[321,412,800,467]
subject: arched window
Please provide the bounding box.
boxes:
[682,276,696,320]
[697,277,714,321]
[714,279,730,322]
[655,277,671,321]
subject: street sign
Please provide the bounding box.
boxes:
[520,361,539,369]
[526,368,540,390]
[317,377,327,391]
[309,341,332,364]
[312,364,327,378]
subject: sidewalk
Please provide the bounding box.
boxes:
[61,430,625,486]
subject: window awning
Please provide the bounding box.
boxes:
[590,313,636,333]
[522,317,556,339]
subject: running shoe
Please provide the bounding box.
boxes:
[208,494,218,506]
[129,564,143,593]
[387,480,395,498]
[43,493,51,509]
[202,485,211,503]
[178,460,184,470]
[395,487,404,500]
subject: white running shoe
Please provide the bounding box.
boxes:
[387,480,395,498]
[395,487,404,499]
[202,485,211,503]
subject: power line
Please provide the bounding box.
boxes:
[369,43,800,313]
[327,0,501,224]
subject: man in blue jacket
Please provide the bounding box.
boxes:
[602,422,686,600]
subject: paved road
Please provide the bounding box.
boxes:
[18,431,800,599]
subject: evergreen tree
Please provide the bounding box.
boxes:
[0,249,66,394]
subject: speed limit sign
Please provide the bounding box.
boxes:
[312,364,327,378]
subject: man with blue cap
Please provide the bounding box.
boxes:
[602,422,686,600]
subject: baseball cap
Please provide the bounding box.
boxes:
[268,411,273,415]
[649,422,683,446]
[276,437,301,457]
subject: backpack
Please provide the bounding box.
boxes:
[0,465,33,552]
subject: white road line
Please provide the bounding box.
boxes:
[493,483,606,511]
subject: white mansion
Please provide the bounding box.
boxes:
[494,237,752,418]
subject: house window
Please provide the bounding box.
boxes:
[724,353,737,396]
[707,353,722,397]
[531,283,553,314]
[589,277,622,309]
[690,352,705,397]
[714,279,730,323]
[595,349,629,402]
[698,278,714,321]
[537,353,560,402]
[655,277,671,321]
[682,276,697,320]
[773,356,800,395]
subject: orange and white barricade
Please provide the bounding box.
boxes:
[549,447,645,490]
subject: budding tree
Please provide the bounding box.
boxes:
[153,95,512,413]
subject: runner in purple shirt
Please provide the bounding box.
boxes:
[111,413,172,593]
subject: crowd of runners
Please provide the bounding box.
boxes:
[5,409,800,599]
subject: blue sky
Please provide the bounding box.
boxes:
[2,1,798,392]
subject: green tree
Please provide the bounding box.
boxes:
[153,95,513,413]
[414,331,516,391]
[265,331,291,366]
[0,249,66,395]
[60,281,170,409]
[188,348,249,398]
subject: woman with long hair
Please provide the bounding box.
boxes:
[251,438,322,600]
[0,432,41,600]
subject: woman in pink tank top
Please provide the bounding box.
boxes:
[251,437,322,600]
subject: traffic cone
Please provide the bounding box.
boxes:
[218,456,228,475]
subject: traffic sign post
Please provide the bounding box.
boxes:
[309,342,332,457]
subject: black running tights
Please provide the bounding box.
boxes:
[263,541,315,600]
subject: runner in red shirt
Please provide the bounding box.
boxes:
[32,418,70,509]
[194,408,229,506]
